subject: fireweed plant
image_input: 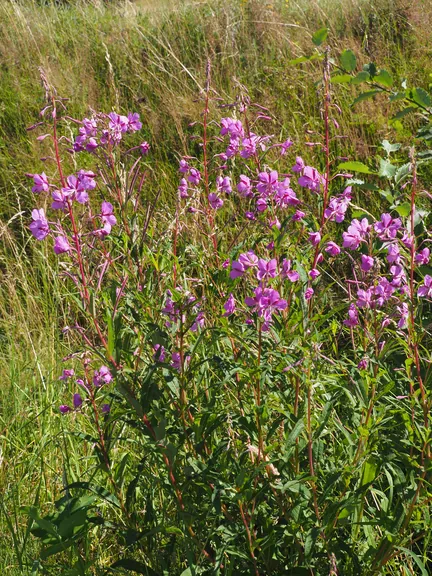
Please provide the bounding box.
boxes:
[24,55,432,575]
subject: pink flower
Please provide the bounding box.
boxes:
[343,218,369,250]
[101,201,117,234]
[54,236,71,255]
[153,344,166,362]
[374,213,402,241]
[309,231,321,246]
[386,243,400,264]
[309,268,320,280]
[59,369,75,381]
[356,288,373,308]
[30,172,49,194]
[361,255,374,272]
[93,365,113,387]
[281,259,299,282]
[178,178,188,198]
[298,166,324,193]
[29,208,49,240]
[292,210,305,221]
[280,139,293,155]
[418,275,432,298]
[188,168,201,185]
[140,141,150,155]
[237,175,253,198]
[415,248,430,265]
[223,293,236,316]
[208,193,224,209]
[325,241,341,256]
[216,176,232,194]
[291,156,305,173]
[275,179,299,207]
[238,251,259,269]
[127,112,142,132]
[305,287,314,300]
[257,258,278,281]
[344,304,359,327]
[230,260,245,279]
[179,159,189,173]
[256,170,279,197]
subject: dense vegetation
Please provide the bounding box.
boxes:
[1,1,432,574]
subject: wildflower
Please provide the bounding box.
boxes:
[325,241,341,256]
[59,369,75,381]
[324,195,350,223]
[191,312,205,332]
[397,302,409,329]
[292,210,305,221]
[418,275,432,298]
[101,404,111,414]
[374,213,402,241]
[30,172,49,194]
[390,265,406,287]
[374,278,395,307]
[179,159,189,173]
[256,198,267,212]
[216,176,232,194]
[140,141,150,155]
[309,268,320,280]
[208,193,224,210]
[291,156,305,173]
[357,358,368,370]
[309,231,321,246]
[223,293,236,316]
[29,208,49,240]
[281,259,299,282]
[188,168,201,185]
[245,286,287,325]
[401,232,414,248]
[237,175,253,198]
[153,344,166,362]
[280,138,293,155]
[59,405,71,414]
[275,179,299,207]
[54,236,71,255]
[127,112,142,132]
[101,201,117,234]
[93,366,113,387]
[415,248,430,265]
[342,218,369,250]
[256,258,278,281]
[344,304,359,327]
[178,178,188,198]
[257,171,279,197]
[238,251,259,269]
[62,175,89,204]
[245,211,256,220]
[240,133,261,159]
[73,394,83,409]
[386,243,400,264]
[361,255,374,272]
[171,352,191,372]
[230,260,245,279]
[298,166,324,193]
[51,189,71,211]
[356,288,373,308]
[108,112,129,135]
[305,287,314,300]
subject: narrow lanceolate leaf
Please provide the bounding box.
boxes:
[351,90,383,107]
[312,27,328,46]
[340,49,357,72]
[337,161,376,174]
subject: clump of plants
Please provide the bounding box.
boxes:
[23,42,432,575]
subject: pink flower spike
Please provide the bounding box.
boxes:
[54,236,71,255]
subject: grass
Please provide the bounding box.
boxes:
[1,0,432,573]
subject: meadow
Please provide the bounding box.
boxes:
[1,0,432,574]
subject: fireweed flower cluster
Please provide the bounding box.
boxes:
[59,365,113,414]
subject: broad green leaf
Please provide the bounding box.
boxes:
[392,106,417,120]
[375,69,393,87]
[312,27,328,46]
[381,139,401,154]
[361,458,378,486]
[410,87,431,108]
[393,202,411,217]
[340,49,357,72]
[351,71,370,85]
[338,161,375,174]
[352,90,383,107]
[378,158,397,179]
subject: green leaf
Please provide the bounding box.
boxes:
[381,139,401,154]
[378,158,397,179]
[338,161,375,174]
[289,56,310,66]
[392,106,417,120]
[312,27,328,46]
[111,559,161,575]
[351,71,370,85]
[375,69,393,88]
[393,202,411,217]
[340,49,357,72]
[363,62,377,77]
[361,458,378,487]
[352,90,383,107]
[410,87,431,108]
[397,547,428,576]
[331,74,353,84]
